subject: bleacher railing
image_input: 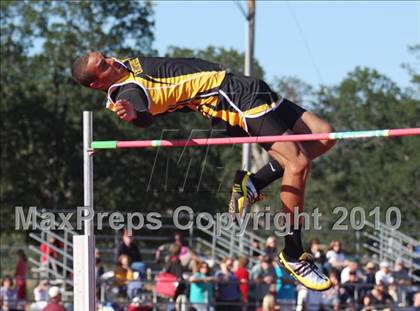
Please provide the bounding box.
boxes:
[362,219,420,282]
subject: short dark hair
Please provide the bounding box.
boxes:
[71,53,96,87]
[1,275,13,287]
[238,255,249,267]
[310,238,321,247]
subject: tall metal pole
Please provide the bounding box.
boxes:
[83,111,95,310]
[83,111,94,237]
[242,0,255,170]
[74,111,96,310]
[239,0,255,252]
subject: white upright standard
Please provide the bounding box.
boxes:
[73,111,96,310]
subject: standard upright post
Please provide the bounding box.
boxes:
[83,111,94,237]
[74,111,96,311]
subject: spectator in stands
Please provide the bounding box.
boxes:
[409,292,420,311]
[187,250,201,273]
[189,261,215,311]
[95,248,105,280]
[156,232,190,267]
[114,254,135,296]
[326,240,346,272]
[274,263,296,311]
[340,270,363,309]
[359,261,377,301]
[164,243,184,279]
[322,270,341,311]
[94,248,105,300]
[251,240,262,259]
[176,236,192,269]
[308,238,326,272]
[414,245,420,281]
[128,296,152,311]
[40,235,60,276]
[30,280,49,311]
[215,257,241,311]
[117,229,143,273]
[296,284,322,311]
[362,281,394,311]
[14,249,27,308]
[260,284,278,311]
[375,261,394,285]
[0,276,18,311]
[113,250,144,301]
[264,236,277,261]
[174,282,190,311]
[234,256,249,303]
[341,262,363,284]
[250,256,276,306]
[363,262,377,287]
[42,286,66,311]
[392,259,411,306]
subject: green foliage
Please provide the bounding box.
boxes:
[1,0,418,247]
[273,76,314,106]
[1,0,156,218]
[402,44,420,95]
[0,1,234,222]
[306,67,420,234]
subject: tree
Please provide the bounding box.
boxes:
[306,67,420,236]
[1,1,156,221]
[273,76,313,106]
[1,2,236,229]
[402,44,420,96]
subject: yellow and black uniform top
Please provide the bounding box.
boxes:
[106,56,281,132]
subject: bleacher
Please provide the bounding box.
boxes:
[4,208,418,310]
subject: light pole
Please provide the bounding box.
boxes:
[241,0,255,170]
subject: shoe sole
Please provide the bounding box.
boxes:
[229,173,251,217]
[277,252,332,291]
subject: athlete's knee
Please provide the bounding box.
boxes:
[323,123,335,134]
[320,123,336,148]
[285,153,311,176]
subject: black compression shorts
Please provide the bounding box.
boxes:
[247,98,307,135]
[213,74,307,145]
[220,98,307,148]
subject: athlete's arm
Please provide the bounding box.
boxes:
[113,83,153,128]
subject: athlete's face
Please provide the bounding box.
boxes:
[86,52,127,90]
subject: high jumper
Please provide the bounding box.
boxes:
[72,51,337,291]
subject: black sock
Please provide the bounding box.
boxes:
[250,158,283,191]
[283,227,304,260]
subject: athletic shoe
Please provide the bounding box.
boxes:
[228,170,263,218]
[277,251,332,291]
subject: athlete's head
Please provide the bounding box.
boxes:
[71,51,128,90]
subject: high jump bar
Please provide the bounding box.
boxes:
[91,128,420,149]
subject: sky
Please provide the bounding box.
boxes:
[153,1,420,88]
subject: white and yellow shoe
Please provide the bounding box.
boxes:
[278,251,332,291]
[228,170,262,218]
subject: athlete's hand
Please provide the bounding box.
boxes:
[114,99,138,122]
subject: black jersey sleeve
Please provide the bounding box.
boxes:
[115,83,149,113]
[113,83,153,128]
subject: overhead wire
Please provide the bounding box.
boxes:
[286,1,325,85]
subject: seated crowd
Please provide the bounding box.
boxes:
[93,232,418,311]
[1,233,419,311]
